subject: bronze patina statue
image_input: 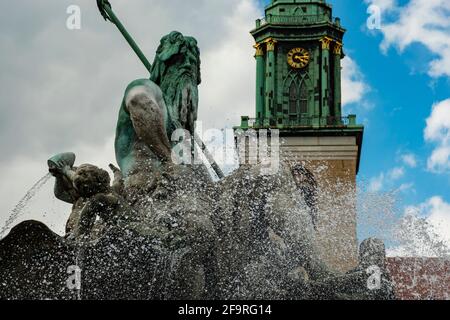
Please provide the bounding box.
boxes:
[48,153,130,241]
[97,0,205,182]
[115,31,201,192]
[150,31,201,136]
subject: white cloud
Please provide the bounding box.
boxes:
[388,196,450,257]
[368,166,405,192]
[365,0,450,78]
[368,173,385,192]
[389,166,405,180]
[396,182,415,194]
[424,99,450,173]
[365,0,450,173]
[401,153,418,168]
[426,197,450,245]
[341,56,370,107]
[365,0,397,12]
[198,0,257,130]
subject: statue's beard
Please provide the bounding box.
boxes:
[160,70,198,135]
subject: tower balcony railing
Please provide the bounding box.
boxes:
[257,14,331,27]
[240,115,357,129]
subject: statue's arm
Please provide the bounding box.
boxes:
[54,165,82,204]
[51,166,78,204]
[48,154,78,204]
[53,175,76,204]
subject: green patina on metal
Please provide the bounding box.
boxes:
[112,32,202,177]
[114,79,161,176]
[97,0,224,179]
[150,31,201,137]
[238,0,364,172]
[242,0,363,131]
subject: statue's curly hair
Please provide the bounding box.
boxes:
[184,36,201,85]
[150,31,202,136]
[73,164,110,197]
[151,31,201,85]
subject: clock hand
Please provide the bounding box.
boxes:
[294,55,307,63]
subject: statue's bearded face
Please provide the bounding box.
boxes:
[152,32,201,86]
[151,31,201,135]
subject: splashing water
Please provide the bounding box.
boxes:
[75,246,84,301]
[0,173,52,238]
[1,162,447,300]
[357,178,450,258]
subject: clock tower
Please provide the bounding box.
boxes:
[239,0,365,272]
[252,0,347,127]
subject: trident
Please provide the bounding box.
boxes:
[96,0,225,179]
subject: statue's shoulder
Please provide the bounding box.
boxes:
[125,79,162,95]
[124,78,164,105]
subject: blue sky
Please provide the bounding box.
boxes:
[331,2,449,196]
[258,0,450,249]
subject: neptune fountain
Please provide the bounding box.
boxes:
[0,1,395,300]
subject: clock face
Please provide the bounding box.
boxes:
[287,47,310,69]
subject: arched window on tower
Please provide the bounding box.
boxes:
[289,82,298,114]
[299,81,308,114]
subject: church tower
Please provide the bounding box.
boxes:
[239,0,364,272]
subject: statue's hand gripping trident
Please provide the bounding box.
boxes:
[96,0,152,73]
[97,0,112,22]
